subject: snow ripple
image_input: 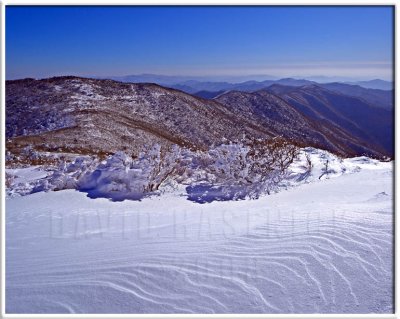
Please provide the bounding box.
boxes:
[6,168,393,313]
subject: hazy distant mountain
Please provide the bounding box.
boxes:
[171,80,236,93]
[193,90,227,99]
[300,76,354,83]
[174,78,314,93]
[319,82,393,109]
[229,78,314,92]
[96,75,316,93]
[96,75,393,109]
[345,79,393,91]
[99,74,279,86]
[97,74,199,86]
[179,79,393,110]
[6,77,393,162]
[97,73,392,87]
[167,83,199,94]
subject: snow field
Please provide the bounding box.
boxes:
[6,151,393,313]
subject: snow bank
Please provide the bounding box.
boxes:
[285,147,391,185]
[5,144,392,201]
[6,166,51,197]
[77,151,156,200]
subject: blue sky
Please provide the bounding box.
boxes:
[6,6,393,80]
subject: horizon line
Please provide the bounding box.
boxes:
[5,73,392,83]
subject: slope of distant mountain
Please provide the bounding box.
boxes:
[166,83,199,94]
[171,78,315,94]
[236,78,315,92]
[264,84,393,156]
[346,79,393,90]
[170,80,236,93]
[181,79,393,110]
[6,77,393,162]
[215,88,392,158]
[193,90,226,99]
[319,82,393,109]
[215,90,344,152]
[96,76,394,109]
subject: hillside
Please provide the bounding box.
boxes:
[263,84,393,157]
[6,77,270,161]
[6,77,393,166]
[215,88,393,158]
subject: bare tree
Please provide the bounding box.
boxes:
[305,153,312,172]
[319,159,329,180]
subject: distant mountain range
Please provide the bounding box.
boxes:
[96,74,280,85]
[101,74,393,90]
[6,76,393,162]
[100,75,393,109]
[345,79,393,90]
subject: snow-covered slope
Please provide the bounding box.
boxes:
[6,150,393,313]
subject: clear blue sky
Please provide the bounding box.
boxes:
[6,6,393,80]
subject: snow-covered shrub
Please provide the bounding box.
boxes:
[185,143,251,201]
[5,151,14,163]
[6,139,300,201]
[140,144,189,192]
[189,138,300,200]
[77,152,142,199]
[5,172,14,188]
[21,145,40,161]
[50,156,99,191]
[77,144,193,200]
[246,138,299,179]
[199,143,250,184]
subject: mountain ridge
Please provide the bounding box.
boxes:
[6,76,393,166]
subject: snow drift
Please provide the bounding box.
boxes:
[6,153,393,313]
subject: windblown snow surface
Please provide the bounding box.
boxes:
[6,149,393,313]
